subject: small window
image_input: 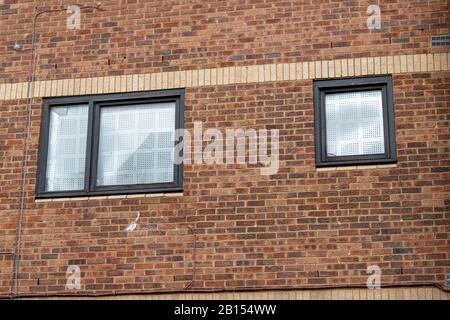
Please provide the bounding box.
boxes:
[314,76,396,167]
[37,90,184,198]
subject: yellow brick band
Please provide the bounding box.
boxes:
[0,52,448,101]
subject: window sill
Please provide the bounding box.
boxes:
[316,163,397,172]
[35,192,184,203]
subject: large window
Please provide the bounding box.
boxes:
[37,90,184,198]
[314,76,396,167]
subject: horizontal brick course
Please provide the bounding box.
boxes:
[1,53,449,101]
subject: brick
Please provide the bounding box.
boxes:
[10,83,17,100]
[347,59,354,77]
[335,59,342,77]
[387,56,394,73]
[203,69,210,86]
[393,56,401,74]
[289,63,296,80]
[427,54,434,72]
[380,56,387,74]
[0,84,5,100]
[420,54,427,72]
[142,73,150,90]
[361,57,368,75]
[44,80,52,97]
[413,54,420,73]
[354,58,361,76]
[309,61,315,79]
[341,59,348,77]
[372,57,379,75]
[276,64,283,81]
[328,60,335,78]
[79,78,86,95]
[400,55,407,73]
[302,62,309,80]
[209,69,216,86]
[406,55,414,73]
[270,64,276,82]
[192,69,199,87]
[97,76,104,94]
[315,61,321,79]
[440,53,448,71]
[216,68,223,85]
[138,74,145,91]
[151,73,158,90]
[367,57,374,75]
[433,53,441,71]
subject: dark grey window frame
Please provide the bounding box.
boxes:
[314,76,397,167]
[36,89,184,199]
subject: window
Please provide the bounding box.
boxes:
[314,76,396,167]
[37,89,184,198]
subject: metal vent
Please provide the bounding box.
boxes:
[431,34,450,47]
[446,274,450,287]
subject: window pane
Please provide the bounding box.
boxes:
[97,102,175,186]
[325,90,385,157]
[46,105,88,191]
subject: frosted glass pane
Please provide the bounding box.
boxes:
[97,102,175,186]
[46,105,88,191]
[325,90,385,157]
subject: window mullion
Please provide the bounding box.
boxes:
[84,100,95,193]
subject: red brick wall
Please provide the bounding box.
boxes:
[0,0,449,297]
[0,0,448,82]
[1,71,449,296]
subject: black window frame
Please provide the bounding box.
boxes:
[313,76,397,167]
[36,89,184,199]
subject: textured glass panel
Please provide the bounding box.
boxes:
[46,105,88,191]
[325,90,385,157]
[97,102,176,186]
